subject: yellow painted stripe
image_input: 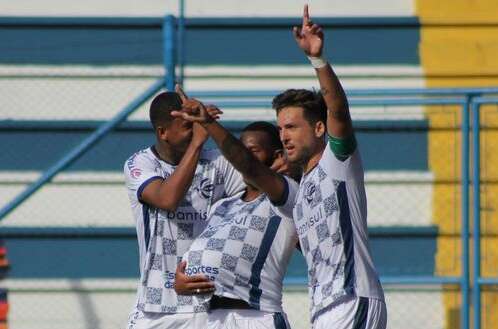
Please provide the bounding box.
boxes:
[416,0,498,328]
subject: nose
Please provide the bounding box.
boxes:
[280,128,289,144]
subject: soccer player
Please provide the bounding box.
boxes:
[171,96,299,328]
[123,90,244,329]
[272,5,387,329]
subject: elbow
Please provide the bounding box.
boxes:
[158,200,179,212]
[150,195,180,212]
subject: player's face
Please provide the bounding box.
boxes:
[277,106,322,166]
[240,131,276,167]
[162,117,193,153]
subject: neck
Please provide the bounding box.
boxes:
[154,143,185,165]
[242,184,263,202]
[302,144,326,175]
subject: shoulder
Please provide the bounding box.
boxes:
[200,147,221,160]
[123,148,159,175]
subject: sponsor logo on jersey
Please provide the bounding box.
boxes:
[165,210,208,221]
[185,265,219,281]
[296,207,324,236]
[130,168,142,178]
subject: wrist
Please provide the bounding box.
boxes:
[307,55,328,69]
[190,139,205,150]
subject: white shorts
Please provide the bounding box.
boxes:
[126,309,208,329]
[312,296,387,329]
[207,309,291,329]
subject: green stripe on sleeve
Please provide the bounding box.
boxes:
[328,134,357,161]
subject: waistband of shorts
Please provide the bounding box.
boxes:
[209,296,254,310]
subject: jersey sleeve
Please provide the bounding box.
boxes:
[213,152,245,197]
[123,151,163,203]
[270,176,299,218]
[320,138,364,182]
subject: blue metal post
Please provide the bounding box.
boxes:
[163,15,176,91]
[0,79,165,221]
[472,101,481,329]
[178,0,185,85]
[461,98,470,329]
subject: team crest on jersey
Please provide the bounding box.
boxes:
[304,182,317,204]
[196,178,215,199]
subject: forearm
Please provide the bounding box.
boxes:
[315,62,352,138]
[204,121,264,179]
[203,121,285,201]
[157,143,202,210]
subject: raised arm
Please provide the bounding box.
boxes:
[293,5,353,139]
[171,86,288,204]
[140,122,208,211]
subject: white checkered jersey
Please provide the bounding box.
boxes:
[294,142,384,322]
[183,176,299,313]
[123,147,244,313]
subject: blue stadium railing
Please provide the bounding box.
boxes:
[1,15,498,329]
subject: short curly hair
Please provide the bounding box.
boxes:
[149,92,182,129]
[272,89,327,126]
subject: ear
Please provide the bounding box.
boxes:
[314,121,326,138]
[156,125,168,141]
[273,149,284,161]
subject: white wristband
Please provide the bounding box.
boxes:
[307,56,328,69]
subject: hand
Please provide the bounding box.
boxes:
[270,151,302,181]
[172,84,213,124]
[191,123,208,147]
[174,261,216,295]
[206,105,223,121]
[292,4,324,57]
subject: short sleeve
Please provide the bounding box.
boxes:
[270,176,299,218]
[123,151,163,203]
[320,140,364,182]
[212,152,245,197]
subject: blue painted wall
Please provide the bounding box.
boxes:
[0,17,420,65]
[1,226,437,279]
[0,119,428,171]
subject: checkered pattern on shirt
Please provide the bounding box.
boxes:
[294,163,351,319]
[125,148,243,314]
[183,178,301,314]
[185,194,269,303]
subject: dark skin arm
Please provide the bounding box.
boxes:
[140,121,207,211]
[293,5,353,138]
[171,86,287,204]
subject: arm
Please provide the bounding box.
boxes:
[205,120,288,203]
[293,5,353,139]
[140,123,207,211]
[171,86,288,204]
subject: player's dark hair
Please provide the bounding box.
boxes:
[242,121,283,151]
[272,89,327,126]
[149,92,183,129]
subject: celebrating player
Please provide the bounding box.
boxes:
[273,5,387,329]
[123,90,244,329]
[171,92,299,328]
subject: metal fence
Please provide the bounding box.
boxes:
[0,15,498,329]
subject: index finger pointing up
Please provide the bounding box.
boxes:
[175,84,188,103]
[303,4,310,26]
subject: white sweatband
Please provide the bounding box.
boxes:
[307,56,328,69]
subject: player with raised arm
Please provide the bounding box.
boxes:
[171,89,299,329]
[123,90,244,329]
[273,5,387,329]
